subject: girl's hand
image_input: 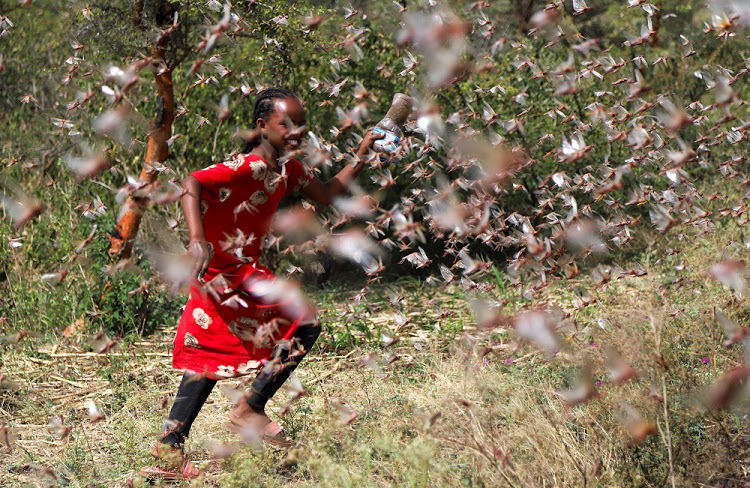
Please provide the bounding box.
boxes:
[356,129,386,158]
[188,239,210,281]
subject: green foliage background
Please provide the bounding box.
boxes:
[0,0,748,337]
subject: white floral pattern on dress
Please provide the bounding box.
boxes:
[264,174,281,194]
[292,165,315,193]
[192,307,213,329]
[249,190,268,206]
[219,187,232,202]
[184,332,200,348]
[237,361,261,375]
[200,200,209,214]
[215,365,236,378]
[224,157,244,171]
[249,160,267,180]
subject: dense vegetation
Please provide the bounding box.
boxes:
[1,0,748,486]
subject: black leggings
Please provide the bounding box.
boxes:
[162,321,321,447]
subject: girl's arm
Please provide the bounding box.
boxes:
[301,130,384,206]
[181,175,211,279]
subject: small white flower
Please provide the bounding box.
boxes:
[300,165,315,188]
[184,332,201,348]
[264,176,280,194]
[200,200,209,214]
[219,187,232,202]
[224,157,244,171]
[249,160,267,180]
[192,308,213,329]
[215,365,236,378]
[249,190,268,206]
[237,361,260,375]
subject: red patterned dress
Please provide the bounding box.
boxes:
[172,154,316,380]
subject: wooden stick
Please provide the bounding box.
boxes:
[50,391,92,402]
[49,375,89,388]
[306,350,357,386]
[26,357,53,365]
[42,352,170,358]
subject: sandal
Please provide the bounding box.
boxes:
[226,417,293,448]
[261,421,294,448]
[143,443,201,480]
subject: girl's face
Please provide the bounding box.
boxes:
[257,98,306,155]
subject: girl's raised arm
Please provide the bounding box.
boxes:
[181,175,210,279]
[301,129,384,206]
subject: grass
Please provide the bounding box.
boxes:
[1,215,748,487]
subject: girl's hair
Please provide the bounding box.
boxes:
[243,88,302,153]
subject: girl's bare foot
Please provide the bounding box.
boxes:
[227,400,293,447]
[229,399,271,431]
[148,443,200,479]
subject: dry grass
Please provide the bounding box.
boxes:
[1,220,749,487]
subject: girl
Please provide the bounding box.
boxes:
[149,88,382,478]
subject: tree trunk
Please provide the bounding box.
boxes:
[515,0,537,36]
[108,47,174,258]
[651,3,663,48]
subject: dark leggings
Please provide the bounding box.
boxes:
[162,321,321,447]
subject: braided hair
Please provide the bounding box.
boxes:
[243,88,302,153]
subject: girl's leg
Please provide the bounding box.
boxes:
[162,374,217,447]
[247,321,321,410]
